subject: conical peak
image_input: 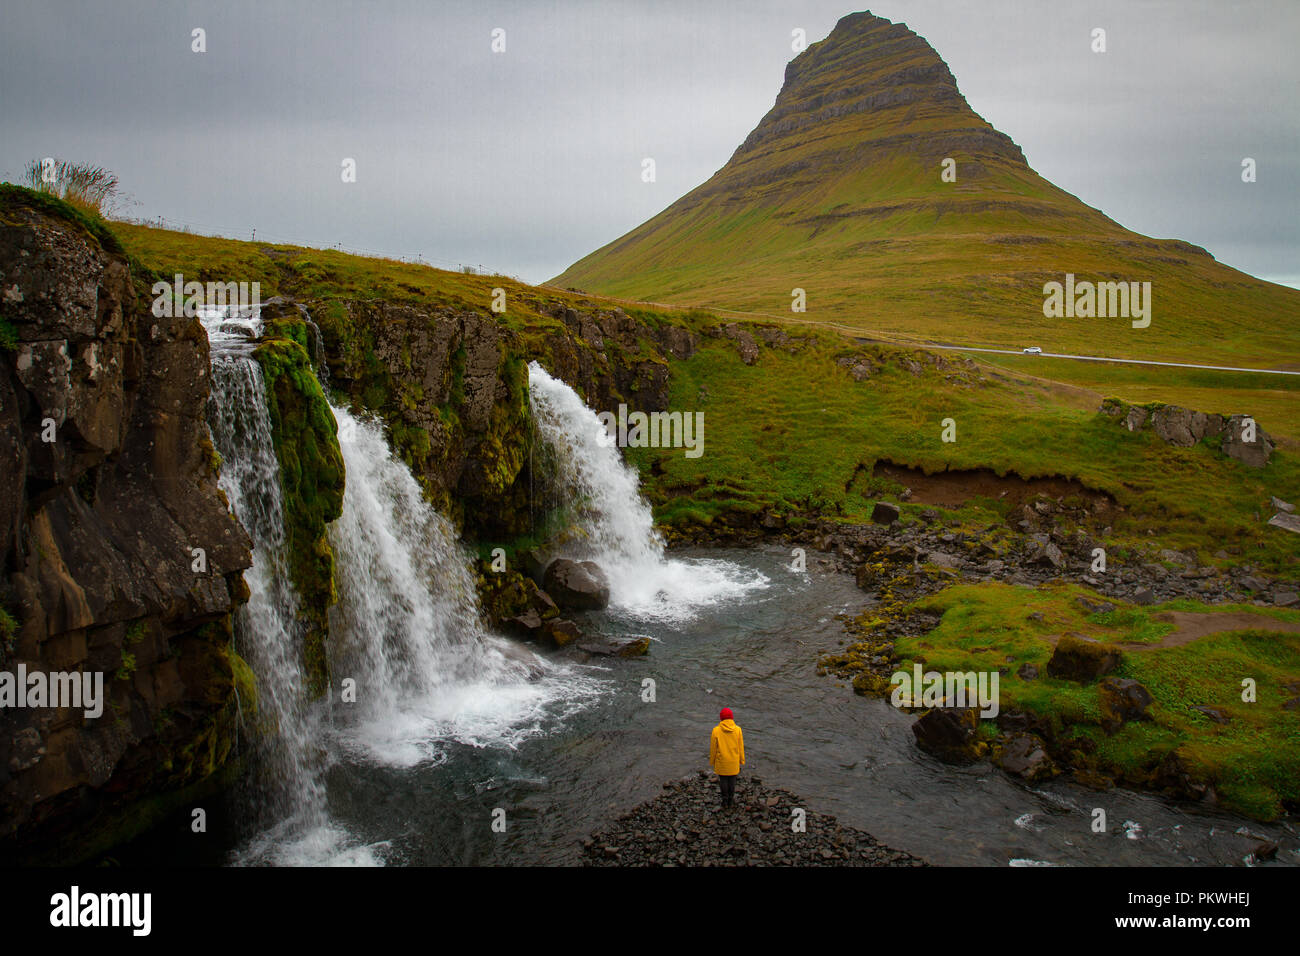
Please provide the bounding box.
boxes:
[736,10,1016,165]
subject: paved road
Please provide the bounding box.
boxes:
[541,284,1298,377]
[907,343,1300,376]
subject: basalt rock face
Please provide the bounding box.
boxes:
[0,189,253,860]
[311,296,692,542]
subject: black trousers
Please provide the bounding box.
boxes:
[717,774,737,805]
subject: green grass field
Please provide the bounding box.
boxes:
[889,582,1300,819]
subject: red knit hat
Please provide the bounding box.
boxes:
[720,707,733,721]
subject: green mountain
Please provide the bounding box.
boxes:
[554,11,1299,368]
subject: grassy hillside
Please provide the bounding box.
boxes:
[628,330,1299,578]
[553,13,1300,369]
[109,217,1300,579]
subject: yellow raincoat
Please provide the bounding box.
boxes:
[709,719,745,776]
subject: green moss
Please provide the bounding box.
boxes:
[0,316,17,352]
[254,334,345,699]
[0,604,17,662]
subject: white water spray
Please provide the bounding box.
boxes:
[527,362,768,621]
[326,407,604,768]
[202,308,363,864]
[203,312,602,864]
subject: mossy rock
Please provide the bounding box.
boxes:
[1045,633,1122,683]
[254,335,345,699]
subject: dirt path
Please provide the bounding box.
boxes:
[1130,611,1300,649]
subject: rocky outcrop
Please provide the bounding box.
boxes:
[311,296,692,543]
[0,186,253,860]
[1101,399,1275,467]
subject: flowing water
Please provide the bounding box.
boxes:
[203,309,333,856]
[526,361,767,622]
[149,323,1297,867]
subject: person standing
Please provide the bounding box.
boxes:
[709,707,745,808]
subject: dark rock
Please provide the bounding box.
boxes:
[1017,662,1039,680]
[541,618,582,647]
[1046,634,1121,682]
[0,188,255,859]
[1098,677,1154,733]
[996,733,1055,781]
[1131,587,1156,606]
[582,772,926,867]
[871,501,900,526]
[1192,705,1231,725]
[543,558,611,611]
[911,705,980,764]
[577,635,651,658]
[1253,842,1279,862]
[503,608,543,638]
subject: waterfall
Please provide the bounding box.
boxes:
[202,307,367,864]
[326,406,603,768]
[526,361,768,621]
[202,309,602,865]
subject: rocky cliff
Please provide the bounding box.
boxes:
[0,180,704,859]
[309,296,695,542]
[0,186,254,861]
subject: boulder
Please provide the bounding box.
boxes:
[577,635,651,658]
[871,501,900,526]
[543,558,611,611]
[1151,405,1209,447]
[541,618,582,647]
[996,733,1055,781]
[911,704,980,764]
[503,608,543,639]
[1017,662,1039,680]
[1221,414,1274,467]
[1268,513,1300,535]
[1270,496,1295,514]
[1026,535,1063,569]
[1098,677,1153,733]
[1046,633,1121,682]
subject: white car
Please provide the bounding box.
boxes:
[1022,346,1043,354]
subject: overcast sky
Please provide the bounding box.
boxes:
[1,0,1296,288]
